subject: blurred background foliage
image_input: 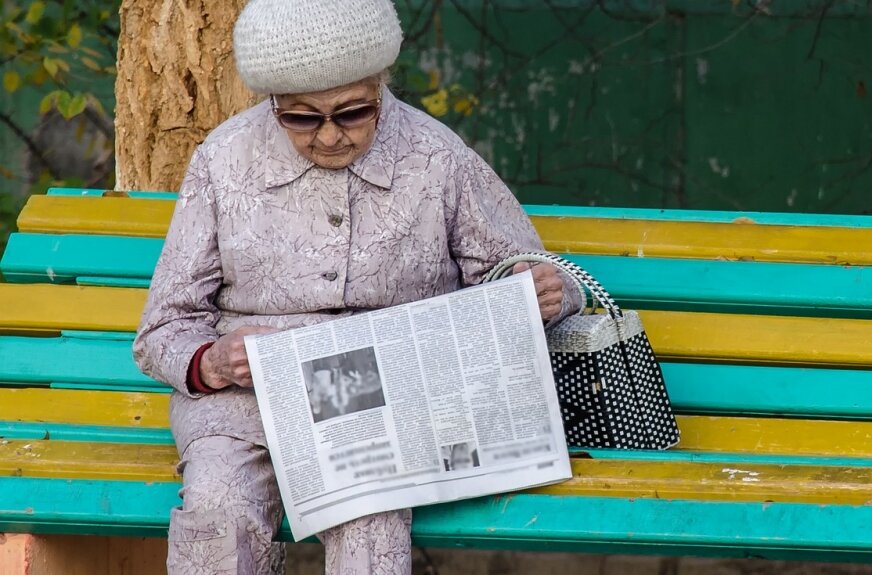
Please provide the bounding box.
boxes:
[1,0,871,254]
[0,0,117,252]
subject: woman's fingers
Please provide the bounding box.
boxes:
[509,261,565,322]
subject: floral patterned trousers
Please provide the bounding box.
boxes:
[168,435,413,575]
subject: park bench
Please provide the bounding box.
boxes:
[1,188,871,562]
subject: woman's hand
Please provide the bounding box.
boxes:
[200,326,280,390]
[512,262,564,322]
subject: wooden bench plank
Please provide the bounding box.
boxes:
[4,335,870,417]
[531,216,872,265]
[2,442,869,506]
[0,336,159,387]
[639,310,872,368]
[0,440,178,481]
[2,388,869,458]
[38,190,872,227]
[17,196,174,238]
[0,389,168,429]
[3,284,870,367]
[46,188,176,200]
[526,204,872,228]
[17,196,872,265]
[3,477,872,560]
[7,233,872,318]
[1,233,162,283]
[0,284,146,332]
[0,421,174,444]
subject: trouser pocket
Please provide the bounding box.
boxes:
[167,507,238,575]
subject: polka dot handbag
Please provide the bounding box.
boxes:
[484,253,680,450]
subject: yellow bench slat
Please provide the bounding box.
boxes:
[0,284,146,332]
[639,310,872,367]
[531,216,872,265]
[531,458,872,505]
[16,196,872,265]
[677,416,872,458]
[3,389,871,459]
[3,438,868,506]
[0,440,178,482]
[17,196,174,238]
[0,389,169,429]
[3,284,869,368]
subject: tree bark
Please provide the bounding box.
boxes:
[114,0,255,191]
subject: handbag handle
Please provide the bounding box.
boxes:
[483,252,623,319]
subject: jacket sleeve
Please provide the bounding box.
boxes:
[447,146,584,323]
[132,147,223,396]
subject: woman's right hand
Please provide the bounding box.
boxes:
[200,326,280,390]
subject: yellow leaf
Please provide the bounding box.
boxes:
[55,59,70,72]
[3,70,21,93]
[43,57,59,78]
[452,95,479,117]
[25,1,45,24]
[81,57,101,71]
[421,89,449,117]
[67,24,82,48]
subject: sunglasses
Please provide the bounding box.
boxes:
[271,95,382,133]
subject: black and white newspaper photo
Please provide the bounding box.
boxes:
[244,271,572,540]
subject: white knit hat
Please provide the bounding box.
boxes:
[233,0,403,94]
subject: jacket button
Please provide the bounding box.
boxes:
[321,271,338,281]
[328,214,343,227]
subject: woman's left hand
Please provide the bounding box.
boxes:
[512,262,564,322]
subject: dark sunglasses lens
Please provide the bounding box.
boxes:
[333,105,378,129]
[279,113,322,132]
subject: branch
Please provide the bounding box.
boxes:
[0,112,60,180]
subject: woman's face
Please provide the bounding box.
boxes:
[274,79,380,170]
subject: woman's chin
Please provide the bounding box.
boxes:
[310,148,356,169]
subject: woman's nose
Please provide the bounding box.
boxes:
[316,119,343,147]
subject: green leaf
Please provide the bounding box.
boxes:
[39,90,59,114]
[67,23,82,48]
[3,70,20,93]
[55,90,72,116]
[64,93,88,119]
[43,56,58,78]
[25,1,45,25]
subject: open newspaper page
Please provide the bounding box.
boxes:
[244,271,572,540]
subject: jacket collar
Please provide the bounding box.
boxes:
[264,88,400,190]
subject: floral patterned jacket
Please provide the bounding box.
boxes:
[133,88,577,455]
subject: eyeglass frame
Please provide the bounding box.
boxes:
[270,88,383,133]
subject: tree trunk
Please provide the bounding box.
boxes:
[114,0,255,192]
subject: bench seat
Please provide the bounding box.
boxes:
[1,191,871,562]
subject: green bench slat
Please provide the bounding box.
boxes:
[45,188,177,200]
[3,477,871,561]
[5,233,872,318]
[1,233,162,284]
[525,205,872,228]
[3,335,870,417]
[50,382,171,394]
[0,422,174,444]
[0,336,159,387]
[661,363,872,419]
[40,190,872,227]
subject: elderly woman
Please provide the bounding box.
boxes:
[133,0,577,573]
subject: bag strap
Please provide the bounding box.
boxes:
[483,252,623,319]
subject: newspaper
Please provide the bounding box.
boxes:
[244,271,572,540]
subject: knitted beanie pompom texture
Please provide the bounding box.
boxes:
[233,0,403,95]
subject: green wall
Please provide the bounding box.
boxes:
[1,1,870,214]
[394,1,872,213]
